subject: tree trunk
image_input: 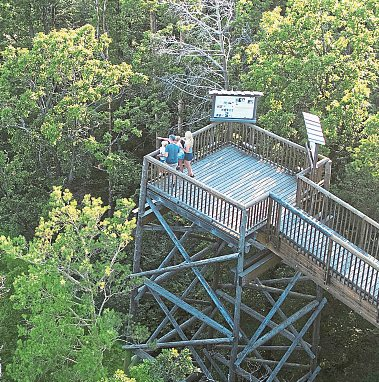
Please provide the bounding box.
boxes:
[150,10,157,33]
[215,0,230,90]
[108,98,114,216]
[177,28,185,133]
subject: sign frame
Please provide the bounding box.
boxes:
[210,90,263,123]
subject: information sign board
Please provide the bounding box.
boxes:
[210,90,263,123]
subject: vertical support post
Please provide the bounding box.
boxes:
[311,285,323,372]
[295,176,302,208]
[228,209,248,382]
[358,217,368,249]
[324,159,332,191]
[129,157,149,318]
[266,196,274,231]
[274,204,283,237]
[324,236,333,285]
[228,122,233,144]
[272,201,283,249]
[310,144,319,183]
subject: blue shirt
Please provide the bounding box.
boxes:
[165,143,180,164]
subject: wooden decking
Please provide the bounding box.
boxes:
[147,145,297,239]
[192,146,297,205]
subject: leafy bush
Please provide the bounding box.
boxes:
[130,349,197,382]
[101,369,136,382]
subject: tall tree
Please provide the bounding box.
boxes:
[0,25,141,236]
[0,188,136,382]
[150,0,237,127]
[239,0,379,174]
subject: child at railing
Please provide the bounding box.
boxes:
[157,140,168,163]
[176,135,185,172]
[156,140,168,176]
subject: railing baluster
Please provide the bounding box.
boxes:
[297,174,379,260]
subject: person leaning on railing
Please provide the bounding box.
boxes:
[157,132,195,177]
[162,135,180,169]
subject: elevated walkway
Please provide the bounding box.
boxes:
[130,121,379,381]
[141,121,379,326]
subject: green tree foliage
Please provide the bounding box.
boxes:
[336,113,379,220]
[240,0,379,173]
[0,25,141,235]
[351,116,379,178]
[0,0,92,50]
[130,349,197,382]
[0,187,136,382]
[101,369,136,382]
[0,1,378,381]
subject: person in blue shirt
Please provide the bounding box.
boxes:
[164,136,180,169]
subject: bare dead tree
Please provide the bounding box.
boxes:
[157,0,235,89]
[153,0,237,127]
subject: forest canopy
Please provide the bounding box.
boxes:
[0,1,378,381]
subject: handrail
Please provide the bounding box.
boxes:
[269,194,379,270]
[245,193,271,234]
[245,124,306,152]
[229,123,308,174]
[150,121,310,174]
[298,176,378,224]
[145,156,246,210]
[192,122,218,137]
[296,175,379,260]
[298,157,330,176]
[144,156,245,235]
[245,192,270,209]
[267,194,379,309]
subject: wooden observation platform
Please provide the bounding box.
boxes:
[127,122,379,382]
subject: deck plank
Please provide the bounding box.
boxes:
[192,146,296,205]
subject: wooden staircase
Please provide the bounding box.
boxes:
[254,194,379,327]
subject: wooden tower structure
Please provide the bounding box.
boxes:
[125,120,379,382]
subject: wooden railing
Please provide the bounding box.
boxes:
[144,121,379,319]
[147,121,309,235]
[296,157,332,192]
[267,194,379,308]
[229,123,308,174]
[145,156,245,236]
[245,194,271,234]
[147,122,327,237]
[192,123,229,162]
[296,176,379,260]
[191,122,309,173]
